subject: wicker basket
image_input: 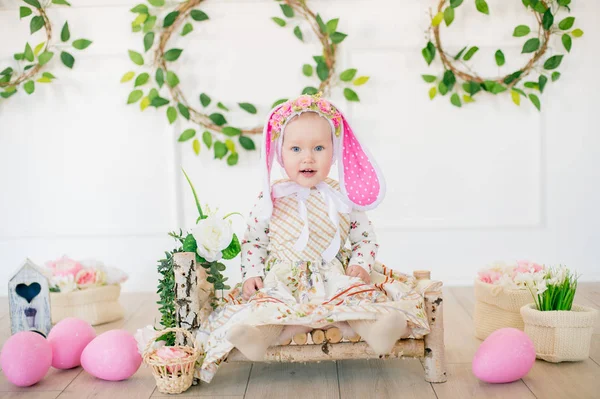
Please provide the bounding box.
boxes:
[521,303,598,362]
[474,279,533,340]
[143,327,201,395]
[50,284,124,326]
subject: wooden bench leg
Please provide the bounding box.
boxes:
[423,290,447,383]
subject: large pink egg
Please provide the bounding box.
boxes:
[80,329,142,381]
[0,331,52,387]
[48,317,96,369]
[472,327,536,383]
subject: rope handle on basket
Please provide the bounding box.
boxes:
[143,327,198,357]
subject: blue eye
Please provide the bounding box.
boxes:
[291,146,301,152]
[315,145,324,151]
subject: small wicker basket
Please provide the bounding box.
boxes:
[143,327,201,395]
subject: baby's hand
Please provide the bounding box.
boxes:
[346,265,371,284]
[242,276,264,300]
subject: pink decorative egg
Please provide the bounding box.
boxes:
[0,331,52,387]
[472,328,536,383]
[48,317,96,369]
[80,329,142,381]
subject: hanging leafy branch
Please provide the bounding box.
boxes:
[122,0,369,164]
[421,0,583,111]
[0,0,92,101]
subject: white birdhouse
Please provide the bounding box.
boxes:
[8,259,52,336]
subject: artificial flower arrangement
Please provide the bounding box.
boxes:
[474,260,546,340]
[136,326,201,394]
[43,256,128,325]
[45,256,128,293]
[518,265,598,362]
[156,170,241,345]
[137,169,242,393]
[515,265,577,311]
[477,260,545,289]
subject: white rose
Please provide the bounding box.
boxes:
[191,215,233,262]
[51,274,78,293]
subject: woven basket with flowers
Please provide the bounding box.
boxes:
[143,327,202,394]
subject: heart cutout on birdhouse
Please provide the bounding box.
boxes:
[16,282,42,303]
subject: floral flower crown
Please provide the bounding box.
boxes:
[268,93,343,141]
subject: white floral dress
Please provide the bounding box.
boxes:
[196,178,439,383]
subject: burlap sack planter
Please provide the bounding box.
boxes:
[520,303,598,362]
[474,279,533,340]
[50,284,125,326]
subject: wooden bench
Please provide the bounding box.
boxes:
[172,252,447,383]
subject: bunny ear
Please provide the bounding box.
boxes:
[338,113,386,210]
[259,105,282,219]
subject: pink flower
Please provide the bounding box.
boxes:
[46,256,83,277]
[75,268,105,289]
[516,260,544,274]
[156,346,190,360]
[295,95,313,108]
[478,270,502,284]
[479,272,492,284]
[269,113,283,131]
[155,347,192,373]
[317,99,332,113]
[332,113,342,128]
[279,102,292,116]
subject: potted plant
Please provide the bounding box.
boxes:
[520,265,598,362]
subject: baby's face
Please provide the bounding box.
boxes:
[282,112,333,188]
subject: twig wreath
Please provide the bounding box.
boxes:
[0,0,92,100]
[421,0,583,110]
[122,0,369,166]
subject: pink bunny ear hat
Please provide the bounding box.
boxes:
[259,93,386,219]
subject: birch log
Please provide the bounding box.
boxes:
[227,340,424,362]
[173,252,212,345]
[423,290,448,383]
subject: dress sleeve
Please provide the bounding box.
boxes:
[348,210,378,273]
[240,192,270,282]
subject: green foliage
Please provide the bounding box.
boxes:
[1,1,89,102]
[421,0,581,110]
[118,0,367,164]
[155,232,184,345]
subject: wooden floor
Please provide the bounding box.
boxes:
[1,284,599,399]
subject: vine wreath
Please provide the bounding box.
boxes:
[421,0,583,110]
[0,0,92,100]
[122,0,369,165]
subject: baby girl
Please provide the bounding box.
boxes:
[225,93,408,360]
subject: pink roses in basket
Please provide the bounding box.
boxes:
[155,347,192,373]
[478,260,545,288]
[45,256,128,293]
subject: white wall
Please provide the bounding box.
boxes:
[1,0,599,294]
